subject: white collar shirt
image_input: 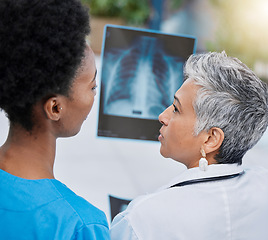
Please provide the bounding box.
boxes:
[110,164,268,240]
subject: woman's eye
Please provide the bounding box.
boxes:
[92,85,98,91]
[173,103,179,113]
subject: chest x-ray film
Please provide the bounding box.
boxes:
[97,25,196,141]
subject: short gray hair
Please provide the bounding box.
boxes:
[184,51,268,164]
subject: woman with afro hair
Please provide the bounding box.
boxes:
[0,0,110,239]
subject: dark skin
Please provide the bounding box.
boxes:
[0,122,57,179]
[0,46,97,179]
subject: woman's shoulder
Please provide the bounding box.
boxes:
[50,180,108,227]
[243,165,268,178]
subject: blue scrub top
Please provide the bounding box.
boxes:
[0,169,110,240]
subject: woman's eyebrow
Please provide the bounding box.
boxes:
[92,69,97,82]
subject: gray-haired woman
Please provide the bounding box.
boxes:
[110,51,268,240]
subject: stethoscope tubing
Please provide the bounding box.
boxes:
[170,171,245,188]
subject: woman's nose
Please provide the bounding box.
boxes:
[158,106,170,126]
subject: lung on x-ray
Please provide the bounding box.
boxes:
[98,25,196,141]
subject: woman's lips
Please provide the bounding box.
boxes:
[158,132,163,141]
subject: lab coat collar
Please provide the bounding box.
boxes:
[165,164,244,189]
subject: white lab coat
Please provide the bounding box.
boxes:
[110,164,268,240]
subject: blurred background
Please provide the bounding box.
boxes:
[1,0,267,224]
[84,0,268,83]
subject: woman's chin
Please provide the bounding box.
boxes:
[159,147,169,158]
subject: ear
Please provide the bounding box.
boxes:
[43,97,63,121]
[203,127,224,154]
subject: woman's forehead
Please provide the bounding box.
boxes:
[77,46,95,75]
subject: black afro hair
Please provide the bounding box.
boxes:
[0,0,90,130]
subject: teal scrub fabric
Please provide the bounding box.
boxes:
[0,169,110,239]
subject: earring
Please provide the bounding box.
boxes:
[199,149,208,171]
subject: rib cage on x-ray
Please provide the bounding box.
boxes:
[102,36,184,120]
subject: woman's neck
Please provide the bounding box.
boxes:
[0,124,56,179]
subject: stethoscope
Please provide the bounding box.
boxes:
[170,171,245,188]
